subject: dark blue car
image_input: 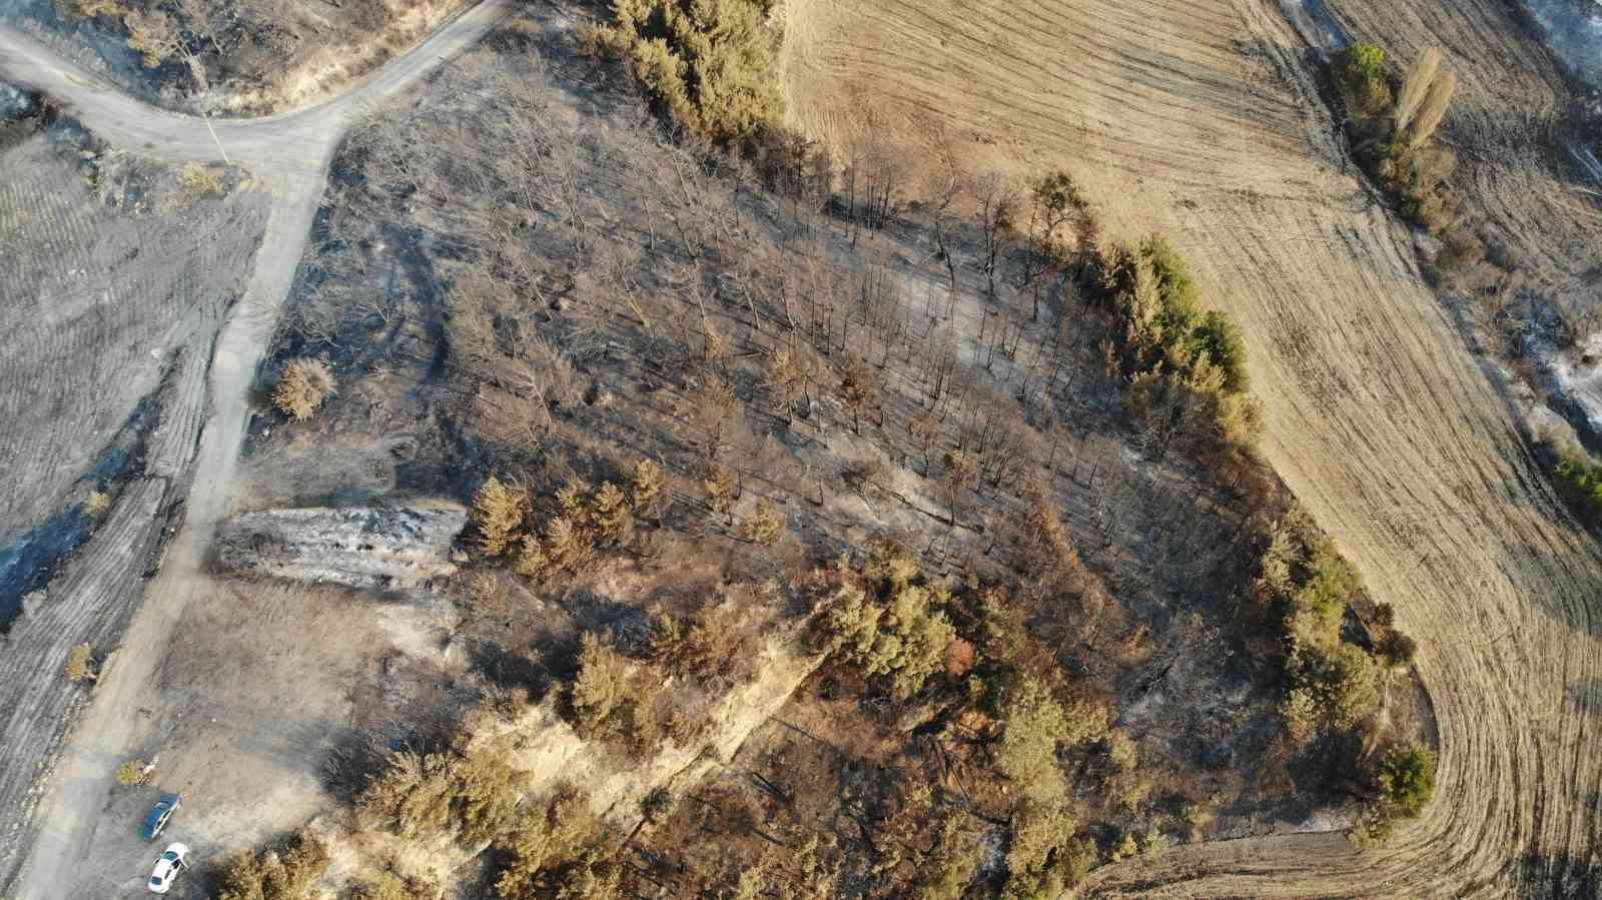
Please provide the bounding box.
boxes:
[140,794,180,841]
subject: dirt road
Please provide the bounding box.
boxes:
[0,4,514,895]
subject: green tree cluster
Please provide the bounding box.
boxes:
[571,632,663,754]
[593,0,783,146]
[1002,802,1097,900]
[358,748,525,844]
[995,677,1108,805]
[815,546,961,701]
[495,790,621,900]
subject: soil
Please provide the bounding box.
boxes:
[0,99,268,888]
[776,0,1602,892]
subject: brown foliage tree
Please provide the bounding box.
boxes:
[272,358,337,421]
[472,477,528,558]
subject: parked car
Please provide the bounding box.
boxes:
[146,842,190,894]
[140,794,180,841]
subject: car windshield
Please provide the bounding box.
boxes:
[149,876,163,885]
[161,851,178,860]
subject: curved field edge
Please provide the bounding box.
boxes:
[777,0,1602,894]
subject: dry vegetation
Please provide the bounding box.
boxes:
[55,0,468,112]
[205,6,1442,894]
[214,829,330,900]
[63,641,96,682]
[270,357,337,422]
[1330,44,1483,285]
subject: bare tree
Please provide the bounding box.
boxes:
[976,175,1019,299]
[941,448,978,525]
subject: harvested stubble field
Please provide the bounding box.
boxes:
[781,0,1602,893]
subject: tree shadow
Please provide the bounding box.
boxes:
[1519,851,1602,899]
[1566,678,1602,715]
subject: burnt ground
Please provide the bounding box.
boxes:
[0,0,469,114]
[0,85,271,888]
[226,0,1432,875]
[0,86,266,623]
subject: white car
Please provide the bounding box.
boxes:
[147,843,190,894]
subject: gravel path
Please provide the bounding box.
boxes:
[0,4,514,895]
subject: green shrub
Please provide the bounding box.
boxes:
[917,808,984,900]
[1288,642,1379,730]
[571,632,662,754]
[1291,540,1359,644]
[1375,629,1418,669]
[1140,235,1199,333]
[1335,43,1391,117]
[600,0,783,146]
[1376,742,1436,819]
[1108,237,1250,399]
[739,498,783,545]
[628,459,665,515]
[995,678,1107,804]
[115,758,149,786]
[816,579,957,701]
[1553,450,1602,524]
[472,476,528,558]
[1357,741,1438,844]
[358,749,524,844]
[494,790,620,900]
[1187,310,1249,393]
[1002,803,1095,900]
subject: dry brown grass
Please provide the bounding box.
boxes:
[63,643,95,683]
[271,358,336,421]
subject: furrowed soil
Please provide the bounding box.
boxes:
[0,133,266,551]
[0,125,269,888]
[781,0,1602,895]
